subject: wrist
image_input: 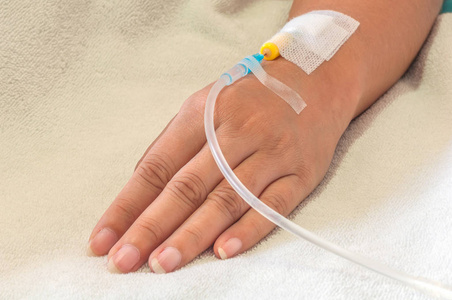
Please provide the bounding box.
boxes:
[261,56,363,136]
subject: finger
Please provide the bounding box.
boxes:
[88,109,205,256]
[134,113,177,171]
[106,131,259,273]
[213,174,306,260]
[147,151,288,274]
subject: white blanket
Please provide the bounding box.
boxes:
[1,1,451,299]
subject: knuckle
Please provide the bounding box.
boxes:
[275,130,295,149]
[247,216,265,238]
[295,161,315,189]
[208,185,245,221]
[216,90,259,133]
[219,111,261,142]
[134,217,165,244]
[236,112,261,134]
[179,224,204,245]
[264,192,289,216]
[214,87,237,117]
[135,153,174,191]
[181,91,208,120]
[113,197,141,224]
[166,172,208,211]
[262,128,295,155]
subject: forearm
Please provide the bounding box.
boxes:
[280,0,442,121]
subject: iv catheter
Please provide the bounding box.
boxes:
[203,50,452,298]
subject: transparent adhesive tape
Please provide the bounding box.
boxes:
[226,55,306,114]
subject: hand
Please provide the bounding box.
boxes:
[87,58,356,274]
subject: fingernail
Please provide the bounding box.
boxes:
[108,244,140,273]
[87,228,118,256]
[150,247,182,274]
[218,237,242,259]
[86,244,96,256]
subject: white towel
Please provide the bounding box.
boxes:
[1,1,451,299]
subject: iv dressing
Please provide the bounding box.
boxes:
[262,10,359,74]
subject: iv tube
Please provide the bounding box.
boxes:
[204,56,452,299]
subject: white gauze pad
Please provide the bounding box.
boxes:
[268,10,360,74]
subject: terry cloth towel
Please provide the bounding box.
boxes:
[1,1,451,299]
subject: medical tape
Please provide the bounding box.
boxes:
[238,56,307,114]
[265,10,360,74]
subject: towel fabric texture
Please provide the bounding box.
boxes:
[1,1,451,299]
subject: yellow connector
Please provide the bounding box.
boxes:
[260,42,280,61]
[260,33,293,61]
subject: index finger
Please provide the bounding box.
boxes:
[88,97,208,256]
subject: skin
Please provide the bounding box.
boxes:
[87,0,443,274]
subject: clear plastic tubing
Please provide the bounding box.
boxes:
[204,55,452,299]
